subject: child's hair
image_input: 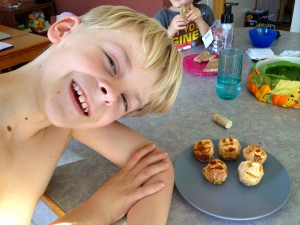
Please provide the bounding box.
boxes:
[80,5,182,117]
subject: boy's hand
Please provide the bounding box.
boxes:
[94,144,170,224]
[167,15,187,38]
[186,5,203,23]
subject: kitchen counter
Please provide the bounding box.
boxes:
[45,27,300,225]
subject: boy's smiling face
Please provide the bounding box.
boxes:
[40,23,159,129]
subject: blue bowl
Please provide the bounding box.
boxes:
[249,28,277,48]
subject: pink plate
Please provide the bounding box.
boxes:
[183,53,219,75]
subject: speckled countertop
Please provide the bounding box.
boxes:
[46,28,300,225]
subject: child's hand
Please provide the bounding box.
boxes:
[93,144,170,224]
[186,5,203,23]
[167,14,187,38]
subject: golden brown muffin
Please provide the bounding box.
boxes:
[238,160,264,186]
[193,139,214,162]
[218,137,241,161]
[202,158,228,184]
[243,144,267,164]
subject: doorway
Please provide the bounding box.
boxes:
[277,0,295,31]
[255,0,295,31]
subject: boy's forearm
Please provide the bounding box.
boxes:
[167,28,176,39]
[196,18,210,37]
[51,198,111,225]
[126,158,174,225]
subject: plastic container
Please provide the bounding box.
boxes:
[249,28,277,48]
[208,3,239,54]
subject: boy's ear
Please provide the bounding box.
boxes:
[47,16,80,43]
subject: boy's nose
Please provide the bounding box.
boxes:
[99,82,117,105]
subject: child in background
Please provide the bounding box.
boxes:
[155,0,215,51]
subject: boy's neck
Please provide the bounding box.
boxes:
[169,3,192,12]
[0,61,51,142]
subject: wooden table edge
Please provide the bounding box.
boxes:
[41,193,66,218]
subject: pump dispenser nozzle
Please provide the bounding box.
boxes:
[208,2,239,53]
[221,2,239,24]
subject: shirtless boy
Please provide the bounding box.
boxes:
[0,5,182,225]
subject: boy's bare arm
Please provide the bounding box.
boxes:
[52,142,172,225]
[71,121,156,166]
[187,5,210,37]
[126,158,174,225]
[54,122,174,224]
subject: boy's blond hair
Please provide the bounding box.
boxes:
[80,5,182,117]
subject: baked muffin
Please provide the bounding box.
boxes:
[202,158,228,184]
[238,160,264,186]
[218,137,241,161]
[193,139,214,162]
[243,144,267,164]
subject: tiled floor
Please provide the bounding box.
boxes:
[31,201,58,225]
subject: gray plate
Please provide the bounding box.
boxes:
[174,140,292,221]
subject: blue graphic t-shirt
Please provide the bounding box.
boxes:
[155,4,215,51]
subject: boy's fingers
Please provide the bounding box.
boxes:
[135,160,170,185]
[123,144,156,170]
[136,150,168,169]
[135,181,165,200]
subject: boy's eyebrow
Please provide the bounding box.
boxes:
[114,43,132,70]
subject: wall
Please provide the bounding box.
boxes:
[0,0,165,17]
[290,0,300,32]
[256,0,280,21]
[230,0,255,27]
[207,0,255,27]
[54,0,164,17]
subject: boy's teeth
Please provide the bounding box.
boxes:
[73,83,79,91]
[72,82,89,114]
[78,95,85,103]
[77,89,83,95]
[81,102,88,109]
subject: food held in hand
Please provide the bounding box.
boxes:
[180,5,189,23]
[238,160,264,186]
[193,139,214,162]
[243,144,267,164]
[218,137,241,161]
[202,158,228,184]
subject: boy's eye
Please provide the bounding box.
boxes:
[106,54,117,75]
[121,94,128,112]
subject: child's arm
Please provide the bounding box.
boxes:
[53,121,174,225]
[167,15,187,39]
[126,161,174,225]
[187,5,210,36]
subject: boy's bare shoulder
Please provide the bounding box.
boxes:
[0,126,72,224]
